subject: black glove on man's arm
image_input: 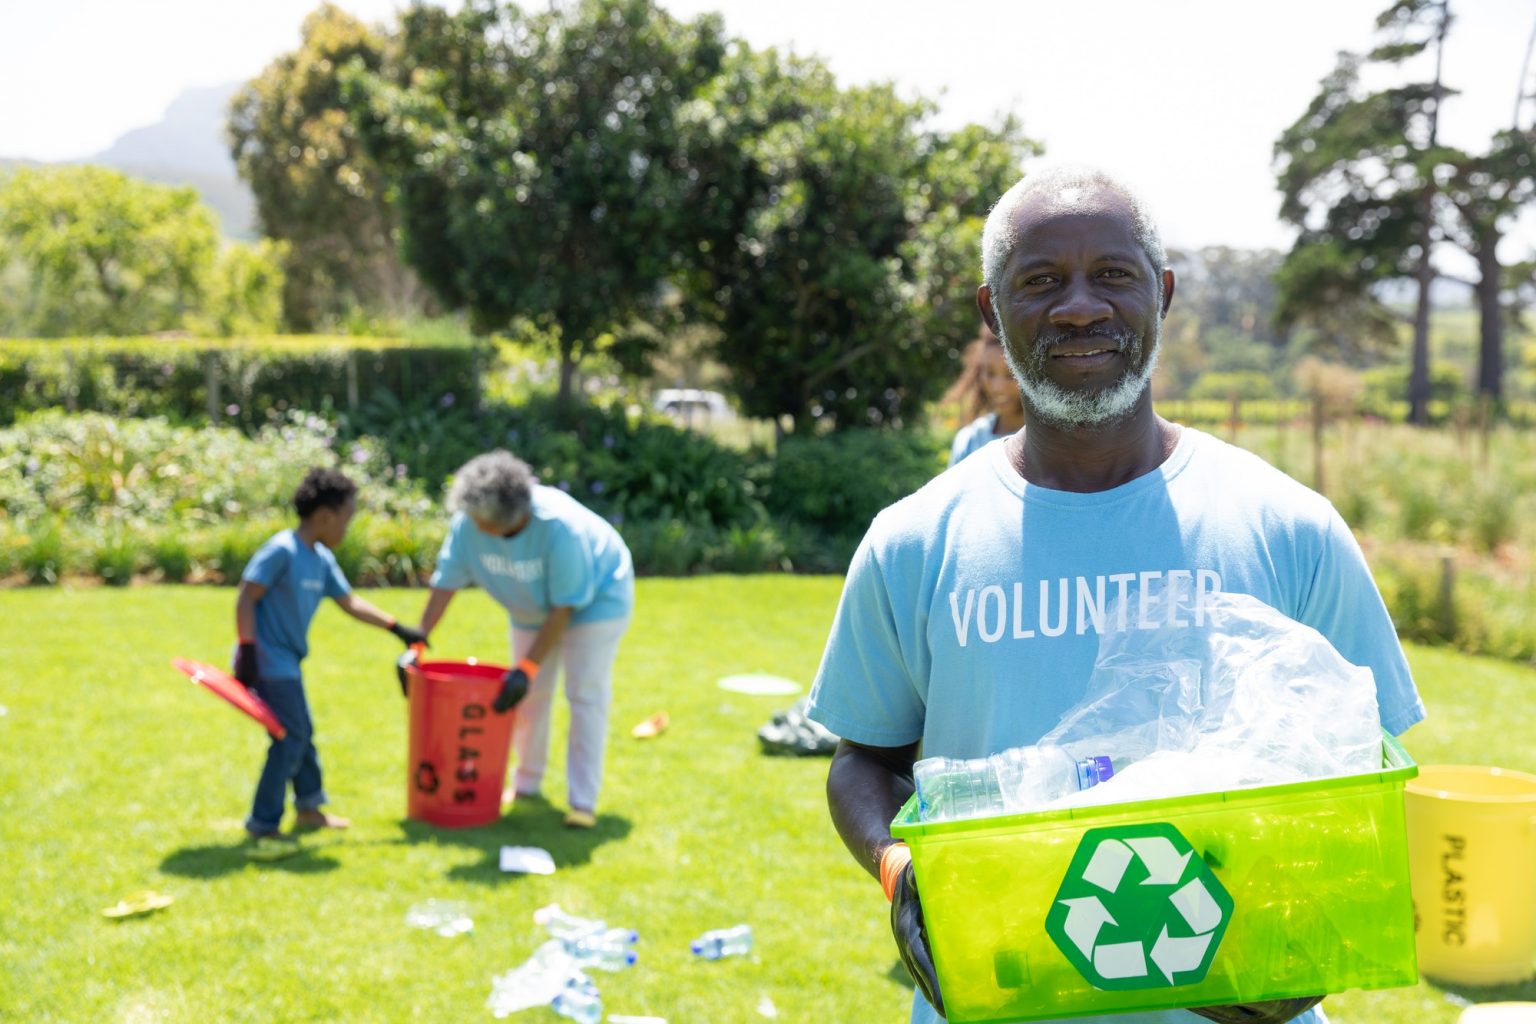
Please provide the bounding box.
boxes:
[890,859,944,1016]
[389,621,428,647]
[1189,997,1324,1023]
[234,643,259,688]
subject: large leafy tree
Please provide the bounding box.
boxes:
[229,3,429,330]
[344,0,727,410]
[0,166,219,336]
[1275,0,1454,424]
[676,45,1035,433]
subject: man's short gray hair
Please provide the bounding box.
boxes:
[447,450,534,528]
[981,165,1167,295]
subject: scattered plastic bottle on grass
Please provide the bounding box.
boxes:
[534,904,639,970]
[405,899,473,937]
[569,926,639,971]
[550,974,603,1024]
[487,942,583,1019]
[691,924,753,959]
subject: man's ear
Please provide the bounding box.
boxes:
[1160,269,1176,319]
[977,284,999,334]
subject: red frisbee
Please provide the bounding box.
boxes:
[171,657,287,739]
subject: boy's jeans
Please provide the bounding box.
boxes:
[244,674,328,834]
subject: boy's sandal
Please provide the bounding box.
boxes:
[102,890,175,919]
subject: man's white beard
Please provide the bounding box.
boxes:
[996,316,1160,429]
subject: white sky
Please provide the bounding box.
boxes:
[1,0,1533,254]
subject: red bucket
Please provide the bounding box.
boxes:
[404,658,515,827]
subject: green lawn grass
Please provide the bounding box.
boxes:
[1,579,1533,1023]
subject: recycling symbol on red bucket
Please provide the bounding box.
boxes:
[1045,822,1233,990]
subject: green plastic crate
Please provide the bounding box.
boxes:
[889,733,1419,1023]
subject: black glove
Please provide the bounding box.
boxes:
[395,647,421,697]
[1189,997,1324,1023]
[891,861,944,1016]
[233,643,259,688]
[389,621,428,647]
[493,667,530,714]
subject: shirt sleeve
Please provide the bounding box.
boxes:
[430,514,474,590]
[545,523,597,610]
[321,547,351,599]
[805,533,926,747]
[1297,510,1426,737]
[242,536,290,589]
[947,428,969,468]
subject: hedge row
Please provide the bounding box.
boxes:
[0,334,485,430]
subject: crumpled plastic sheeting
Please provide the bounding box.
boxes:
[1040,591,1383,810]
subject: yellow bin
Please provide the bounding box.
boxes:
[1405,765,1536,986]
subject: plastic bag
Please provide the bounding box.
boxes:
[1036,591,1383,810]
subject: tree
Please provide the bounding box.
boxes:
[676,44,1036,433]
[229,3,430,331]
[0,166,218,336]
[1275,1,1454,423]
[344,0,727,411]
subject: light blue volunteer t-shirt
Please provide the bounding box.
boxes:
[808,427,1423,1024]
[948,413,1016,468]
[241,529,351,682]
[430,487,634,629]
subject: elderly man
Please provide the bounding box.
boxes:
[806,166,1424,1024]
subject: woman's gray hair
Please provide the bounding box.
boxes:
[981,165,1167,296]
[447,450,534,527]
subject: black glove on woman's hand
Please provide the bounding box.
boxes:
[234,643,259,688]
[891,861,944,1016]
[1189,997,1324,1023]
[494,668,529,714]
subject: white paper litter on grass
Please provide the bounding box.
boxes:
[499,845,556,874]
[0,704,8,716]
[756,995,779,1018]
[717,674,800,696]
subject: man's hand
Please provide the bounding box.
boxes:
[890,861,944,1015]
[1189,997,1324,1023]
[493,667,530,714]
[389,621,429,647]
[233,643,259,688]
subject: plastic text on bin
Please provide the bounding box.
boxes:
[1045,822,1233,991]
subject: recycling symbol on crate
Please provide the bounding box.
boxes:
[1045,822,1233,991]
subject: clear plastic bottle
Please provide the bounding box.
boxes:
[486,943,581,1019]
[534,903,605,943]
[915,745,1115,822]
[690,924,753,959]
[550,975,603,1024]
[568,925,639,971]
[405,899,473,937]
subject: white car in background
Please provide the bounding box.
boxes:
[652,388,734,425]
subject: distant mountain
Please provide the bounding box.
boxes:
[0,84,258,239]
[89,83,257,239]
[93,83,242,177]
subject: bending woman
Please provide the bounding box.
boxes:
[410,450,633,828]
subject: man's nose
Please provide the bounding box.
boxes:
[1049,276,1112,329]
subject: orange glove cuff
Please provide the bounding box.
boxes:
[879,841,912,903]
[516,657,540,678]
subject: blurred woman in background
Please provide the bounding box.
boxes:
[943,325,1024,467]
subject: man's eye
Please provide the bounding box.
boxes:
[1099,268,1130,279]
[1023,274,1055,287]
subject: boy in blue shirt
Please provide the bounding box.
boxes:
[234,467,425,856]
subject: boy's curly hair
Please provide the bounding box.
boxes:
[293,467,357,519]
